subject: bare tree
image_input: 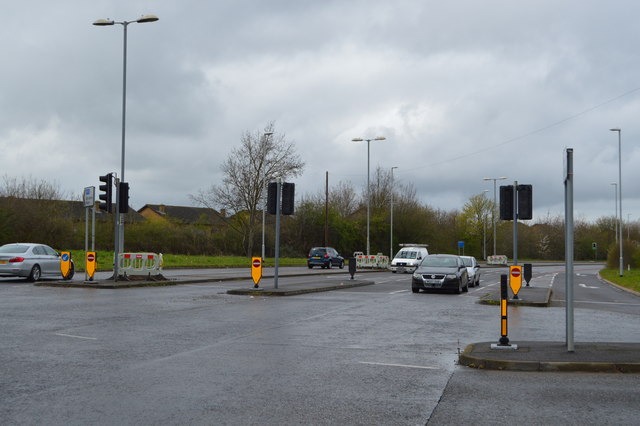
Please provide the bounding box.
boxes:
[0,175,69,200]
[191,122,305,257]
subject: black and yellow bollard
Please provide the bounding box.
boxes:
[492,274,518,350]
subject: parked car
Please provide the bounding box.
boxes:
[460,255,480,287]
[390,245,429,273]
[0,243,74,282]
[307,247,344,269]
[411,254,469,294]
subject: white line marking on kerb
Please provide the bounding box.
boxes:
[55,333,97,340]
[359,361,439,370]
[389,289,409,294]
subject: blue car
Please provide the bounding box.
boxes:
[307,247,344,269]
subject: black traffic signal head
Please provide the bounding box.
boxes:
[281,182,295,215]
[118,182,129,214]
[517,184,533,220]
[98,173,113,212]
[267,182,278,215]
[499,185,513,220]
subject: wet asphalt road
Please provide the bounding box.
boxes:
[1,264,639,425]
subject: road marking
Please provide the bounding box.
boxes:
[578,283,599,289]
[389,289,409,294]
[55,333,97,340]
[550,299,640,306]
[359,361,439,370]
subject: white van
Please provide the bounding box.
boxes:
[390,244,429,273]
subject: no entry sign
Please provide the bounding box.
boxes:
[509,265,522,297]
[251,257,262,286]
[86,251,97,280]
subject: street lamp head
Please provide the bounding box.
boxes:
[374,136,386,141]
[93,18,115,26]
[352,138,363,142]
[136,14,159,23]
[264,132,274,136]
[610,128,621,132]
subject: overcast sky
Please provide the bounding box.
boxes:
[2,0,639,223]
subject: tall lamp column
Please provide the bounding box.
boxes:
[352,136,386,255]
[93,14,159,279]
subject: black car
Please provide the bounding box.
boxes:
[307,247,344,269]
[411,254,469,294]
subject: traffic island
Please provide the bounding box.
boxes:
[459,341,640,373]
[227,279,374,296]
[478,286,552,307]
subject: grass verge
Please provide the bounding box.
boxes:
[599,268,640,293]
[69,250,306,272]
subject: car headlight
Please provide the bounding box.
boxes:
[412,272,422,280]
[445,274,457,279]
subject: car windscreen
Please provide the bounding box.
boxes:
[395,250,418,259]
[421,257,458,268]
[0,244,29,254]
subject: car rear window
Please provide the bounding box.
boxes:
[310,248,327,256]
[0,244,29,254]
[422,256,457,268]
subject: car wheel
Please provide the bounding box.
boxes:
[327,261,332,269]
[308,265,313,269]
[64,264,75,280]
[391,270,397,273]
[412,287,419,293]
[339,261,344,269]
[454,279,462,294]
[28,265,41,282]
[463,280,469,292]
[476,278,480,287]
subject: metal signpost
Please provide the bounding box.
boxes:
[564,148,574,352]
[83,187,96,281]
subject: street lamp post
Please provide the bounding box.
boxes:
[611,182,618,243]
[483,176,507,256]
[390,166,398,260]
[483,189,489,260]
[352,136,386,255]
[610,128,623,276]
[94,14,159,279]
[261,132,274,261]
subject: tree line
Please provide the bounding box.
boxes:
[1,172,638,270]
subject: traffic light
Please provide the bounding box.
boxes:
[499,185,513,220]
[517,184,533,220]
[267,182,278,215]
[98,173,113,212]
[281,183,295,215]
[118,182,129,214]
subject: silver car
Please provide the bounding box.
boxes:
[460,255,480,287]
[0,243,74,281]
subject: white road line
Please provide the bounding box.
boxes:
[389,289,409,294]
[550,299,640,306]
[54,333,97,340]
[359,361,439,370]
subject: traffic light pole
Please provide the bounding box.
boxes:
[513,180,518,266]
[114,176,121,280]
[273,179,282,289]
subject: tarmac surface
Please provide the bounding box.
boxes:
[35,266,640,373]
